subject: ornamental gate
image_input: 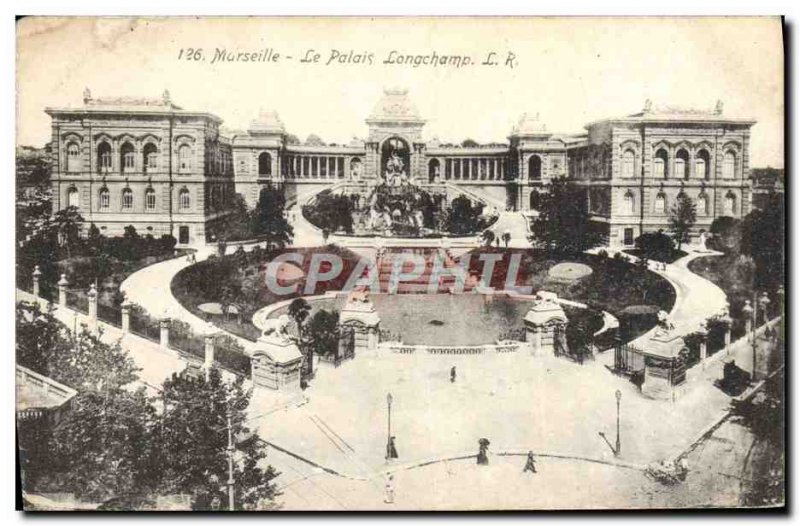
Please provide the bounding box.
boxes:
[614,342,645,375]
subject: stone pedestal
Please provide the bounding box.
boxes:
[339,291,381,358]
[204,335,215,369]
[32,266,41,297]
[251,317,302,391]
[698,322,709,365]
[121,301,132,333]
[523,291,568,357]
[160,319,171,348]
[87,283,98,333]
[641,330,687,401]
[57,274,69,308]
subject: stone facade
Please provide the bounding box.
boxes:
[46,89,235,246]
[47,89,757,248]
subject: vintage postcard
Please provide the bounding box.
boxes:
[15,16,785,511]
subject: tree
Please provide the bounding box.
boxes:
[529,178,601,254]
[443,195,486,235]
[52,206,84,258]
[16,302,150,500]
[285,134,300,145]
[461,138,480,148]
[634,230,675,261]
[251,184,294,250]
[741,193,784,291]
[288,298,311,336]
[305,309,340,358]
[480,230,495,247]
[709,216,742,253]
[288,298,313,378]
[16,302,139,392]
[155,369,279,510]
[305,134,325,147]
[668,193,696,252]
[48,387,157,501]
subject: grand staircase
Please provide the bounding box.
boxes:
[375,247,480,294]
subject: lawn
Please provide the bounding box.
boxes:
[461,248,675,342]
[171,244,367,341]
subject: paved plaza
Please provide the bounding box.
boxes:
[249,349,732,477]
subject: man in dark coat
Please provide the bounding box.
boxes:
[523,451,537,473]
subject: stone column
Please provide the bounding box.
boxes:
[121,300,132,333]
[160,318,171,348]
[87,283,98,330]
[724,327,732,354]
[32,265,41,297]
[204,334,216,379]
[57,274,69,308]
[697,321,709,365]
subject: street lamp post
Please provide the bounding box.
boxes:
[745,291,771,382]
[226,411,235,511]
[615,390,622,457]
[386,393,393,460]
[598,390,622,457]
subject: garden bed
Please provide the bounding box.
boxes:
[171,245,367,341]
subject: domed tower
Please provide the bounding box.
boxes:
[509,113,568,212]
[364,88,427,183]
[231,109,287,207]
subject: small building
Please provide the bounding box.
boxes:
[338,291,381,358]
[251,316,303,391]
[523,291,568,357]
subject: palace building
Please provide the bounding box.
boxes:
[47,88,756,247]
[46,89,235,246]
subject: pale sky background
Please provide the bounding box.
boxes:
[16,16,784,167]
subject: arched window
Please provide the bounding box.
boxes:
[66,142,81,172]
[99,188,110,209]
[654,148,669,179]
[143,143,158,172]
[145,188,156,210]
[529,190,541,210]
[654,192,666,214]
[698,193,709,215]
[179,188,191,210]
[675,149,689,180]
[528,155,542,180]
[97,142,112,172]
[428,159,440,183]
[623,191,635,215]
[724,192,737,215]
[121,188,133,210]
[67,187,80,208]
[621,149,635,178]
[258,152,272,176]
[695,149,710,180]
[723,150,737,179]
[178,144,192,172]
[120,142,135,173]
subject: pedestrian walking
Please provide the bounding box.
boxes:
[384,473,395,504]
[450,365,456,383]
[386,436,398,460]
[477,438,490,465]
[523,451,537,473]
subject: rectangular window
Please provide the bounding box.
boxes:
[623,228,634,246]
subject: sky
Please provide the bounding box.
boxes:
[16,16,784,167]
